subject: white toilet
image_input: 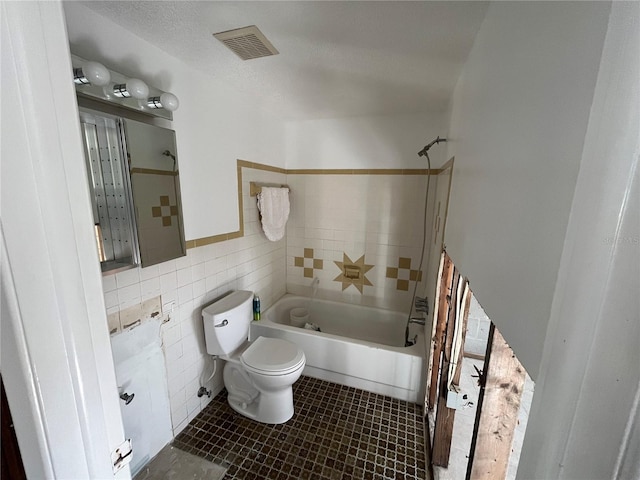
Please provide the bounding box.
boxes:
[202,290,306,424]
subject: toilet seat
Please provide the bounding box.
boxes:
[241,337,305,376]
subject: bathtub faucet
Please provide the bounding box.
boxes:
[409,317,426,326]
[415,297,429,315]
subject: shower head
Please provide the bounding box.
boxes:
[162,150,176,161]
[418,136,447,157]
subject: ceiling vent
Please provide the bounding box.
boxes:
[213,25,279,61]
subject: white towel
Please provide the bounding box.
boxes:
[257,187,290,241]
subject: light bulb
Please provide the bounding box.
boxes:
[113,78,149,99]
[160,92,179,111]
[147,92,180,111]
[73,61,110,86]
[126,78,149,100]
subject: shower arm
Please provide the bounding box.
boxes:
[418,136,447,157]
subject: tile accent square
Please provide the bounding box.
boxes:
[294,248,324,279]
[387,257,423,292]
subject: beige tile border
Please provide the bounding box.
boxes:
[185,160,443,248]
[237,159,287,174]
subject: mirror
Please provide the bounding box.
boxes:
[80,109,186,272]
[124,119,186,267]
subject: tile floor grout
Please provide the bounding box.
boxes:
[173,376,427,479]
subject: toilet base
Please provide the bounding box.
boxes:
[227,387,294,424]
[223,361,297,424]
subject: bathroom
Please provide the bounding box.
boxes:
[2,1,639,480]
[65,2,455,471]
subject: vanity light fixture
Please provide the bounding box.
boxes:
[147,92,179,112]
[72,55,179,119]
[113,78,149,100]
[73,61,111,86]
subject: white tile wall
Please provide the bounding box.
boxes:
[102,166,286,436]
[286,174,433,312]
[465,294,491,356]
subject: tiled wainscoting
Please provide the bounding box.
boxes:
[102,165,287,435]
[286,174,433,312]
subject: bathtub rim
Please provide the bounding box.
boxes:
[260,293,424,356]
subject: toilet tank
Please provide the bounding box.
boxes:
[202,290,254,355]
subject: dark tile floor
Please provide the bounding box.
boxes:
[174,376,427,480]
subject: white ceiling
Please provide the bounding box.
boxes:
[79,1,489,120]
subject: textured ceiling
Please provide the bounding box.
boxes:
[79,1,489,120]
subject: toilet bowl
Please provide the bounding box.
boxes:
[223,337,305,423]
[202,291,306,424]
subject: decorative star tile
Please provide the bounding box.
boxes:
[333,253,374,294]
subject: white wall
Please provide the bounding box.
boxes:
[64,3,286,242]
[442,1,611,378]
[285,112,446,169]
[519,2,640,478]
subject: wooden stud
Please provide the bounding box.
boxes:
[451,283,472,386]
[424,252,444,473]
[467,326,526,480]
[432,270,461,467]
[425,251,444,411]
[428,252,454,409]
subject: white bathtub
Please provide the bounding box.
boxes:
[249,294,425,403]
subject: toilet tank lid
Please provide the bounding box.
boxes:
[241,337,305,373]
[202,290,253,318]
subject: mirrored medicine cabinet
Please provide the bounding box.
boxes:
[79,105,186,273]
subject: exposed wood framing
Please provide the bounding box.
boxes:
[451,285,472,386]
[428,253,454,409]
[425,251,445,412]
[432,270,461,466]
[467,326,526,480]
